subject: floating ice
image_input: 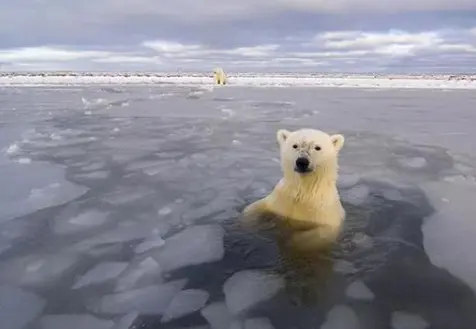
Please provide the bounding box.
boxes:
[94,279,187,315]
[5,143,20,155]
[337,173,360,189]
[244,318,275,329]
[102,186,156,205]
[17,157,31,164]
[161,289,210,323]
[153,225,225,273]
[74,170,110,180]
[321,305,359,329]
[0,252,79,287]
[135,236,165,254]
[158,206,173,216]
[397,157,427,169]
[54,210,109,235]
[72,262,128,289]
[341,184,370,206]
[40,314,114,329]
[115,257,162,292]
[391,311,429,329]
[345,281,375,301]
[112,312,139,329]
[0,285,45,329]
[201,302,235,329]
[223,270,284,315]
[422,181,476,291]
[333,260,357,274]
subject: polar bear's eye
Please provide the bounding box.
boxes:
[292,144,298,149]
[314,146,321,151]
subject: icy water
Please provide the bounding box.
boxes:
[1,85,476,329]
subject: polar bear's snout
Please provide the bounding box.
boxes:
[295,156,311,173]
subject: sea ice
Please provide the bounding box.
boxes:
[244,318,275,329]
[161,289,210,323]
[135,236,165,254]
[223,270,284,315]
[72,262,128,289]
[152,225,225,273]
[94,279,187,315]
[0,285,46,329]
[397,157,427,169]
[112,312,139,329]
[321,305,359,329]
[391,311,429,329]
[39,314,114,329]
[53,210,109,235]
[341,184,370,206]
[345,281,375,301]
[201,302,235,329]
[0,252,79,287]
[114,257,162,292]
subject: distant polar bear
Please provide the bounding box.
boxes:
[213,68,227,85]
[243,128,346,250]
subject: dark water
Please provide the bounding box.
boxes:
[1,85,476,329]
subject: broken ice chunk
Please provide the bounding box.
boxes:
[0,285,45,329]
[161,289,210,323]
[94,279,187,315]
[321,305,359,329]
[112,312,139,329]
[54,210,109,235]
[223,270,284,315]
[244,318,275,329]
[391,311,429,329]
[201,302,235,329]
[153,225,225,273]
[345,281,375,301]
[341,184,369,206]
[39,314,114,329]
[72,262,128,289]
[115,257,162,292]
[135,236,165,254]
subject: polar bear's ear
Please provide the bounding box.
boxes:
[277,129,290,145]
[330,134,345,152]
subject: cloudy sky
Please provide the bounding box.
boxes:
[0,0,475,73]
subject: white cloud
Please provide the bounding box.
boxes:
[0,47,110,62]
[1,27,475,72]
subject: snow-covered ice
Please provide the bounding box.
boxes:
[53,210,109,235]
[134,236,165,254]
[223,270,284,315]
[152,225,225,273]
[93,279,187,315]
[161,289,210,322]
[0,285,45,329]
[72,262,128,289]
[39,314,114,329]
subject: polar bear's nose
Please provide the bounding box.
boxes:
[295,157,310,171]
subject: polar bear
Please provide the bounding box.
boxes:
[243,128,346,250]
[213,67,227,85]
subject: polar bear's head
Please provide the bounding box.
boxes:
[276,128,344,175]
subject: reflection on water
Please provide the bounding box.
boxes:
[1,86,476,329]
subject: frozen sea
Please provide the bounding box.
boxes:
[1,82,476,329]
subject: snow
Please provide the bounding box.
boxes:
[223,270,284,315]
[0,285,46,329]
[39,314,115,329]
[161,289,210,322]
[152,225,225,273]
[391,311,429,329]
[93,279,187,315]
[1,73,476,89]
[72,262,128,289]
[321,305,360,329]
[345,281,375,301]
